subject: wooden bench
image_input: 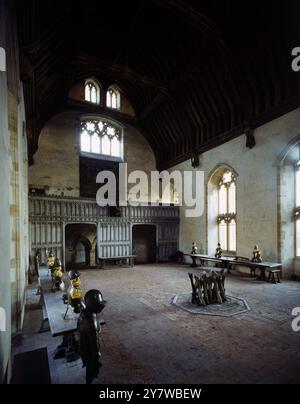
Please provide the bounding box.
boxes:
[39,303,50,333]
[267,269,282,284]
[37,275,50,333]
[98,255,136,269]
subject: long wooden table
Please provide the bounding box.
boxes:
[38,267,106,361]
[38,267,78,337]
[38,267,79,361]
[184,254,235,270]
[184,254,282,281]
[229,260,282,281]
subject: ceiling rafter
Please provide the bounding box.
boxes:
[17,0,300,169]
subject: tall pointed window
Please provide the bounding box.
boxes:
[106,86,120,110]
[217,171,236,252]
[84,80,100,104]
[80,118,123,159]
[295,165,300,256]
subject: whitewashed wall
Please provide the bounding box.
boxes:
[172,108,300,278]
[0,0,29,383]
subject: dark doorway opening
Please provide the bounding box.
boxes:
[132,225,156,264]
[65,223,97,270]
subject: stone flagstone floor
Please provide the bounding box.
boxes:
[12,263,300,384]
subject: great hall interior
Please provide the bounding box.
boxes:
[0,0,300,385]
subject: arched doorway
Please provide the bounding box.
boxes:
[74,237,91,265]
[132,224,156,264]
[65,223,97,269]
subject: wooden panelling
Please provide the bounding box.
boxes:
[29,196,179,264]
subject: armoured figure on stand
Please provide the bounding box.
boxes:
[191,242,198,255]
[63,270,83,315]
[52,259,65,291]
[34,249,40,276]
[252,245,262,263]
[47,252,55,278]
[77,289,106,384]
[215,243,223,259]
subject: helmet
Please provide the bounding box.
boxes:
[68,270,80,280]
[84,289,106,314]
[55,279,65,291]
[59,280,65,291]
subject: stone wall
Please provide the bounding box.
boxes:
[29,104,300,279]
[29,112,157,200]
[68,81,135,117]
[0,0,29,383]
[172,108,300,278]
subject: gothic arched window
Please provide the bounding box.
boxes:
[106,86,120,110]
[217,170,237,252]
[80,118,123,159]
[295,165,300,256]
[84,80,100,104]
